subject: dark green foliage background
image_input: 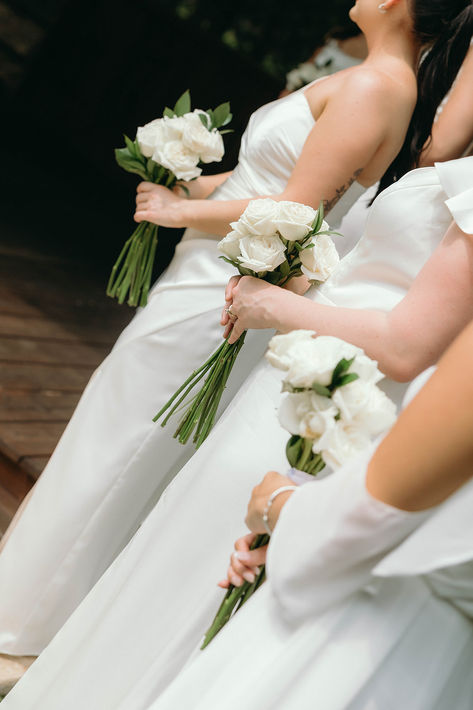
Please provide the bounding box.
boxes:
[0,0,355,275]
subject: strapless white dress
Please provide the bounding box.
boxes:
[146,371,473,710]
[0,85,365,655]
[2,157,471,709]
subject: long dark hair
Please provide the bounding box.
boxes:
[376,0,473,197]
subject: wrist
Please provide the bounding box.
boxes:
[270,289,301,332]
[173,197,194,228]
[262,486,297,534]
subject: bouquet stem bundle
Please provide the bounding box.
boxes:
[154,333,246,448]
[200,533,268,650]
[107,222,158,307]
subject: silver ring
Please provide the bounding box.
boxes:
[225,305,238,320]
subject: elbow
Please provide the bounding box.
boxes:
[379,350,433,383]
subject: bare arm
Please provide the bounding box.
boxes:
[134,72,396,236]
[174,171,233,200]
[226,222,473,380]
[420,46,473,166]
[367,317,473,510]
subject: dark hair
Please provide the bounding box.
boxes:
[375,0,473,197]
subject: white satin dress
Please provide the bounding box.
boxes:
[148,372,473,710]
[0,84,364,655]
[2,158,471,709]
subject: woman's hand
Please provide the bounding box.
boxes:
[134,182,188,228]
[218,533,267,589]
[220,275,297,344]
[245,470,296,533]
[217,471,295,589]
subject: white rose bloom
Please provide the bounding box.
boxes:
[300,235,340,282]
[266,330,316,371]
[136,116,186,158]
[274,201,316,241]
[136,118,166,158]
[152,140,201,181]
[217,231,241,261]
[314,420,372,469]
[238,199,280,237]
[278,391,338,439]
[283,336,361,388]
[332,381,397,435]
[228,220,251,237]
[267,333,384,389]
[181,112,224,164]
[237,235,287,273]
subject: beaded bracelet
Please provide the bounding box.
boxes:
[262,485,298,535]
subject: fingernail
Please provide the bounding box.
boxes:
[253,567,261,575]
[243,571,256,583]
[230,575,242,587]
[234,551,251,563]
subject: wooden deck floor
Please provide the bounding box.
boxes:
[0,245,132,536]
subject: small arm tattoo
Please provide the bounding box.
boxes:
[323,169,363,214]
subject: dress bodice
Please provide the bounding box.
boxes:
[312,155,473,405]
[183,87,365,240]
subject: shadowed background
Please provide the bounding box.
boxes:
[0,0,353,530]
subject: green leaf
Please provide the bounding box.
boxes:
[221,112,233,127]
[206,108,215,128]
[198,112,211,129]
[115,149,149,179]
[333,372,360,389]
[312,382,332,397]
[212,102,231,128]
[124,134,137,155]
[311,201,325,234]
[331,357,355,385]
[218,255,240,269]
[279,260,290,277]
[163,107,174,118]
[173,89,191,116]
[286,435,303,467]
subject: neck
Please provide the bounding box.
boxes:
[363,25,420,71]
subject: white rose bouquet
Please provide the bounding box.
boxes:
[201,332,396,648]
[154,199,340,448]
[107,90,232,307]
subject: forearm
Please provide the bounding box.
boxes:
[268,292,414,380]
[175,171,233,200]
[367,319,473,511]
[180,195,270,236]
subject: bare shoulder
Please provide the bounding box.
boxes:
[338,64,416,108]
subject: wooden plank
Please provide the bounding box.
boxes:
[0,483,19,536]
[0,421,67,461]
[0,336,109,367]
[0,389,81,421]
[20,455,49,479]
[0,362,92,391]
[0,313,123,344]
[0,451,33,499]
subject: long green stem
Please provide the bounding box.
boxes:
[201,533,268,650]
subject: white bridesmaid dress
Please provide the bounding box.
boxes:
[0,84,363,655]
[149,375,473,710]
[2,157,472,709]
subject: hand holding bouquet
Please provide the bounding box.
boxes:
[201,332,396,648]
[107,90,232,307]
[154,199,340,448]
